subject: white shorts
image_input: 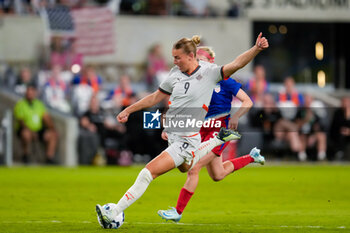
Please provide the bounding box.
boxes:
[165,132,201,167]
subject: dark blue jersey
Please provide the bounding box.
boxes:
[206,78,242,119]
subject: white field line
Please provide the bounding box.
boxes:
[0,220,347,229]
[132,222,347,229]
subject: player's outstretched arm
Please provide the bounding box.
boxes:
[228,89,253,130]
[223,33,269,78]
[117,90,168,123]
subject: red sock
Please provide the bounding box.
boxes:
[175,188,194,215]
[229,155,254,171]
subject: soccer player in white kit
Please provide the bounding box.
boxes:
[96,33,269,228]
[158,46,266,222]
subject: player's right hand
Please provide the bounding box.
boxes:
[161,131,168,140]
[117,110,130,123]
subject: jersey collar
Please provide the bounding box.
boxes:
[182,65,201,77]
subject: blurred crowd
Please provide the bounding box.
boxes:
[1,40,349,165]
[0,40,171,165]
[0,0,244,17]
[245,65,350,162]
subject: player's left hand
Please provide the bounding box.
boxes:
[228,116,239,130]
[255,32,269,51]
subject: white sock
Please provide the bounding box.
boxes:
[114,168,153,215]
[189,137,224,167]
[317,151,326,160]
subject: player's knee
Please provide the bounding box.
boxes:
[212,177,222,182]
[187,168,199,177]
[189,166,200,176]
[211,174,224,182]
[145,166,159,179]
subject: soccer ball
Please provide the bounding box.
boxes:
[97,203,125,229]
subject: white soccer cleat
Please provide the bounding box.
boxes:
[96,204,111,229]
[96,203,119,229]
[249,147,265,165]
[158,207,182,222]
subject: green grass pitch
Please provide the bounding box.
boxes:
[0,164,349,232]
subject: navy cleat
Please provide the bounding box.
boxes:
[217,127,241,142]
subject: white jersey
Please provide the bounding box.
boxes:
[159,60,224,136]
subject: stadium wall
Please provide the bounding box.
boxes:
[0,16,45,63]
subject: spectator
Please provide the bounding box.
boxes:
[14,0,35,14]
[50,37,83,72]
[14,67,36,96]
[50,36,66,69]
[0,0,14,14]
[227,0,240,17]
[42,65,71,113]
[183,0,209,17]
[60,0,86,8]
[295,94,327,161]
[71,81,93,116]
[31,0,47,13]
[71,66,102,115]
[109,74,135,109]
[119,0,146,14]
[277,76,304,120]
[145,44,169,91]
[245,65,269,106]
[72,65,102,93]
[330,96,350,160]
[169,0,184,16]
[2,65,17,90]
[278,76,304,107]
[14,84,58,164]
[78,95,102,164]
[65,39,83,73]
[251,93,302,158]
[31,0,56,14]
[146,0,167,15]
[79,95,126,164]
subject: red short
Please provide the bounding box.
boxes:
[199,116,229,156]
